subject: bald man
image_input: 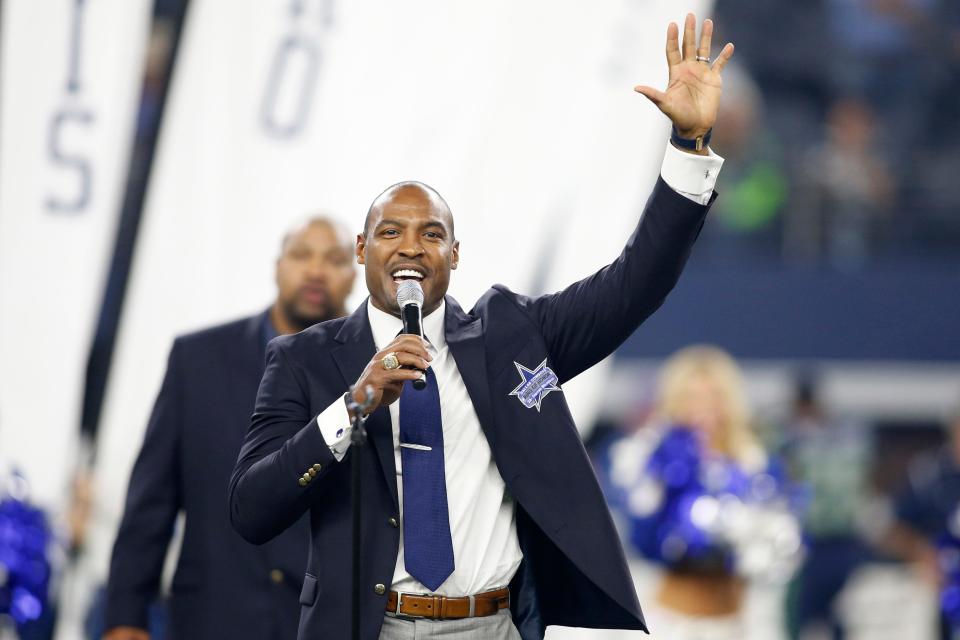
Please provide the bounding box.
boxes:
[103,217,356,640]
[231,15,733,640]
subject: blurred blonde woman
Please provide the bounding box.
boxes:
[608,345,800,640]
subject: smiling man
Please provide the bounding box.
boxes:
[230,15,733,640]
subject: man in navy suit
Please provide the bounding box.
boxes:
[102,217,357,640]
[230,15,734,639]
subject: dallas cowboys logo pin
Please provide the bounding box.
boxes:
[509,358,560,411]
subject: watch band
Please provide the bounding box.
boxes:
[671,125,712,152]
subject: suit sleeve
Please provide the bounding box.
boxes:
[104,341,184,631]
[500,177,714,384]
[229,339,339,545]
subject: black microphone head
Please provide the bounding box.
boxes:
[412,373,427,390]
[396,280,424,309]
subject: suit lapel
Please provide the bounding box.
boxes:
[331,300,399,511]
[243,308,272,373]
[444,296,498,450]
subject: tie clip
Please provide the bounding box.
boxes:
[399,443,432,451]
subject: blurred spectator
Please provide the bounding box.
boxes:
[826,0,940,164]
[92,217,356,640]
[885,405,960,639]
[607,346,801,640]
[789,98,896,268]
[696,62,788,264]
[714,0,960,265]
[779,374,876,640]
[713,0,831,142]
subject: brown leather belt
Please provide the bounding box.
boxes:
[385,587,510,619]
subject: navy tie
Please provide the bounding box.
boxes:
[399,366,455,591]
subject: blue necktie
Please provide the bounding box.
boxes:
[399,366,455,591]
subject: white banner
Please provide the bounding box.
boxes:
[88,0,714,591]
[0,0,153,510]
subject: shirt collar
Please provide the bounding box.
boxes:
[366,298,446,352]
[261,309,279,347]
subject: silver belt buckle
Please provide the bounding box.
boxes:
[395,591,404,616]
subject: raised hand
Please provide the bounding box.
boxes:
[634,14,734,141]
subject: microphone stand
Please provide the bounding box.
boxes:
[346,385,374,640]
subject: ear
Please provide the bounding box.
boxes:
[355,233,366,265]
[450,240,460,270]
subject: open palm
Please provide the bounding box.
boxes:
[635,14,734,139]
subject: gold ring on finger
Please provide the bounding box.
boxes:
[381,353,400,370]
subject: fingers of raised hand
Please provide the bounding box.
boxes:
[682,13,697,60]
[633,84,667,107]
[712,42,735,73]
[698,18,713,61]
[666,22,681,67]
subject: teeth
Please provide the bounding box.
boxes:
[391,269,424,280]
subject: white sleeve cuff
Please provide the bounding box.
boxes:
[660,142,724,205]
[316,397,354,462]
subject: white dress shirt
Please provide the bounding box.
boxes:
[315,142,723,596]
[318,299,523,596]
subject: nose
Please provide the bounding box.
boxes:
[397,231,424,258]
[305,257,328,280]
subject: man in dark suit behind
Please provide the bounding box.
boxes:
[102,216,356,640]
[230,15,734,639]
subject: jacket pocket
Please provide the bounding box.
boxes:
[299,573,318,605]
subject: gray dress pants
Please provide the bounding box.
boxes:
[378,610,522,639]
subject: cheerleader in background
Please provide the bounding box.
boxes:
[0,467,54,639]
[607,345,802,640]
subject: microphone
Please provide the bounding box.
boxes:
[396,280,427,390]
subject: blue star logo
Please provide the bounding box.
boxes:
[509,358,560,412]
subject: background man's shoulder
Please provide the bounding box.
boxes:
[174,312,263,349]
[268,314,347,355]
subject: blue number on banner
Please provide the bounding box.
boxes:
[66,0,86,92]
[259,34,321,138]
[46,109,95,214]
[258,0,334,138]
[46,0,94,215]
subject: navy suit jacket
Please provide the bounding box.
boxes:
[106,312,309,640]
[229,179,714,640]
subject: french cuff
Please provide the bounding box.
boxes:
[316,398,357,462]
[660,142,725,206]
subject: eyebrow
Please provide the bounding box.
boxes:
[375,218,449,232]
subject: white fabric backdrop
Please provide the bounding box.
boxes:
[0,0,153,510]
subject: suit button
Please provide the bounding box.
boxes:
[301,473,311,483]
[308,468,317,477]
[374,583,386,595]
[270,569,284,584]
[312,463,322,472]
[388,517,399,528]
[298,477,307,487]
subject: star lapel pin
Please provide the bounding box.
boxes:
[509,358,560,412]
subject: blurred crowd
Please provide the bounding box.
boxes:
[592,348,960,640]
[698,0,960,268]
